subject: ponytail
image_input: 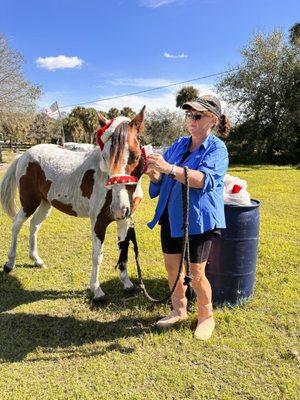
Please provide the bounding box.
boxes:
[217,114,231,137]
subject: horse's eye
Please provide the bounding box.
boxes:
[129,152,140,164]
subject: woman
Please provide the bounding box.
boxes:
[146,94,231,340]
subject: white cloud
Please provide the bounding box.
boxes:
[139,0,178,8]
[106,77,174,88]
[87,83,218,113]
[164,52,187,59]
[38,81,231,120]
[88,84,234,124]
[90,92,177,113]
[36,55,84,71]
[139,0,215,8]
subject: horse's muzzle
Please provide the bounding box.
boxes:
[114,206,131,220]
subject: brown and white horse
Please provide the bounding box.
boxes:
[0,107,146,302]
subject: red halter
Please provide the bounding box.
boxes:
[105,175,139,189]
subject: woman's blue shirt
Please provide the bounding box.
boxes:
[147,133,229,238]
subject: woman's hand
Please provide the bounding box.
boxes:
[144,168,162,183]
[146,153,172,174]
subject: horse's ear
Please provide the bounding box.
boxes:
[97,113,109,128]
[130,106,146,131]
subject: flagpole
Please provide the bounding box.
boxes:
[56,101,65,145]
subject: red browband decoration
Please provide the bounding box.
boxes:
[105,175,139,188]
[97,118,115,150]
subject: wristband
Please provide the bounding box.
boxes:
[168,164,177,179]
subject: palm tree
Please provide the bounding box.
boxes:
[107,108,121,119]
[289,23,300,46]
[121,107,135,118]
[176,86,199,108]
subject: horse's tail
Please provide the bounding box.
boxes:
[0,156,21,219]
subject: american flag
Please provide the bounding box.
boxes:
[44,101,59,118]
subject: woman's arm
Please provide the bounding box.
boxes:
[166,166,205,188]
[147,144,228,190]
[146,153,205,188]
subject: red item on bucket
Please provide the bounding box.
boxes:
[232,184,243,194]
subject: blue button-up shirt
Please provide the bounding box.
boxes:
[147,133,229,237]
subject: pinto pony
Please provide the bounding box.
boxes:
[0,107,146,302]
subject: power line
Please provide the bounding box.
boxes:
[59,68,239,110]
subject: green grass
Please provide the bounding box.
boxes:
[0,165,299,400]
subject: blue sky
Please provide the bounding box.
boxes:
[1,0,299,113]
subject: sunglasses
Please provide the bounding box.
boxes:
[185,112,203,121]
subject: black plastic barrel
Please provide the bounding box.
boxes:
[206,199,260,306]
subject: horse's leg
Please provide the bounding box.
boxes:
[29,200,52,268]
[90,209,107,302]
[116,218,135,293]
[89,231,107,303]
[3,208,28,272]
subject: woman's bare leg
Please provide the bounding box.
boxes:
[156,253,188,328]
[190,261,215,340]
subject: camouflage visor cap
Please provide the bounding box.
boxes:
[182,95,222,118]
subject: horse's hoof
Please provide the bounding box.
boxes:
[3,263,13,274]
[30,256,47,269]
[35,262,47,269]
[92,295,110,306]
[124,285,137,296]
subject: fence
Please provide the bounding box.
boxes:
[0,143,32,151]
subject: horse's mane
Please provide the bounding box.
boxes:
[109,121,129,173]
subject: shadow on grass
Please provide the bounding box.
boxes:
[0,271,170,313]
[0,271,87,313]
[0,312,159,363]
[0,272,172,362]
[15,263,41,269]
